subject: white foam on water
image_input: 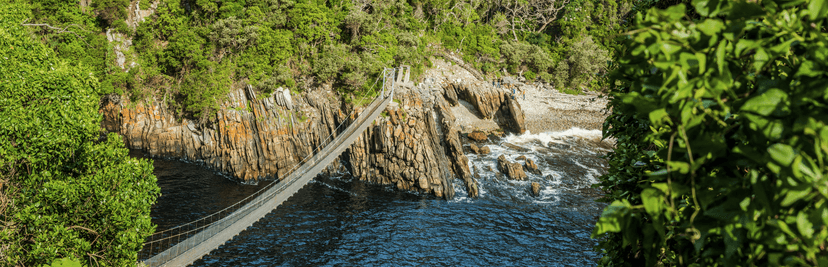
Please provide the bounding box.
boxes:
[503,128,606,145]
[311,180,359,197]
[572,160,602,185]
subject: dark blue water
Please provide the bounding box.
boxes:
[141,129,610,266]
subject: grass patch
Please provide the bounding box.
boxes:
[561,88,581,95]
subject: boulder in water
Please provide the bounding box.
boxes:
[468,130,488,141]
[531,182,540,197]
[524,158,541,175]
[496,155,527,180]
[469,143,480,154]
[479,146,491,154]
[516,155,527,161]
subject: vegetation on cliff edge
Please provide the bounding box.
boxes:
[18,0,636,120]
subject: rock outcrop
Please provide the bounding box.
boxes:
[469,144,480,154]
[496,155,527,180]
[102,86,344,181]
[346,85,478,198]
[524,158,541,175]
[444,82,526,134]
[478,146,491,154]
[531,182,540,197]
[102,81,484,199]
[468,131,488,142]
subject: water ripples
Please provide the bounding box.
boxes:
[142,128,610,266]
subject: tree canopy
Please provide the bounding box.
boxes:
[594,0,828,265]
[0,4,159,266]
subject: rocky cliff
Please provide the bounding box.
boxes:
[101,73,524,199]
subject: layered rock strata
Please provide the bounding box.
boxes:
[101,80,499,198]
[102,86,345,181]
[346,84,478,198]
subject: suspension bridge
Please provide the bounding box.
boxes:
[139,67,405,267]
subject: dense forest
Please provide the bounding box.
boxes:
[17,0,630,120]
[2,0,828,266]
[594,0,828,265]
[3,0,630,265]
[1,4,159,266]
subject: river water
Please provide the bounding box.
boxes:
[140,128,613,266]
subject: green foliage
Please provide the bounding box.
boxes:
[553,59,570,89]
[138,0,151,10]
[92,0,129,24]
[48,258,83,267]
[0,5,159,266]
[594,0,828,265]
[563,36,611,90]
[179,60,233,118]
[112,19,131,36]
[20,0,631,117]
[209,17,259,52]
[524,70,537,81]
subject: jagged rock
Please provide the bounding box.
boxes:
[469,143,480,154]
[531,182,540,197]
[524,158,541,175]
[496,155,527,180]
[101,81,503,199]
[435,102,478,198]
[444,84,459,105]
[516,155,527,161]
[345,86,478,199]
[501,97,526,134]
[478,146,491,154]
[443,80,525,134]
[468,130,488,141]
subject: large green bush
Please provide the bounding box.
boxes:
[594,0,828,265]
[0,5,159,266]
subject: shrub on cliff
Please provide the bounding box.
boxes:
[0,5,160,266]
[594,0,828,265]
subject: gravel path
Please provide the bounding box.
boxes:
[515,84,609,133]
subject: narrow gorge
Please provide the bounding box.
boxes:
[100,65,529,199]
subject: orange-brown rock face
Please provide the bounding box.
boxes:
[101,87,345,182]
[346,86,479,198]
[100,84,482,199]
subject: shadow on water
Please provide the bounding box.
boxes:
[137,128,610,266]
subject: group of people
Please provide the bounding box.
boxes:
[492,79,526,100]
